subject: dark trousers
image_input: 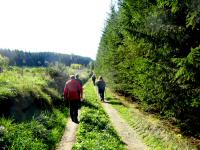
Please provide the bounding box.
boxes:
[98,89,105,101]
[92,79,96,85]
[69,100,79,122]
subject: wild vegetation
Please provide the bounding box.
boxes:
[0,55,9,69]
[73,81,125,150]
[1,0,200,148]
[95,0,200,138]
[0,55,91,149]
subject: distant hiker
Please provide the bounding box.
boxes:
[75,74,83,87]
[64,75,83,124]
[75,73,83,106]
[92,74,96,86]
[96,76,106,102]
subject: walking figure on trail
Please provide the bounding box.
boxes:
[96,76,106,102]
[75,74,83,87]
[75,73,83,107]
[64,75,83,124]
[92,74,96,86]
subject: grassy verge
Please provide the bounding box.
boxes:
[0,109,67,150]
[105,90,199,150]
[0,67,69,149]
[73,81,125,150]
[0,67,60,112]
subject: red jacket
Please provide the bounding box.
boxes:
[64,79,83,101]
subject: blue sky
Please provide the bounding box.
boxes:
[0,0,116,59]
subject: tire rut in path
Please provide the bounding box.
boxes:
[102,102,148,150]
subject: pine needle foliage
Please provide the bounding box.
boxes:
[95,0,200,137]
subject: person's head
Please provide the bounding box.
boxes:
[98,76,103,80]
[70,75,75,79]
[75,74,79,79]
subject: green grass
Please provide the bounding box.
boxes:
[0,68,50,103]
[0,67,70,149]
[105,90,199,150]
[0,66,92,149]
[0,67,68,112]
[0,109,68,150]
[73,81,125,150]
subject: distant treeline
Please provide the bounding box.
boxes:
[0,49,92,67]
[96,0,200,136]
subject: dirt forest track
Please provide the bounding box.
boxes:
[102,102,147,150]
[57,117,78,150]
[57,81,148,150]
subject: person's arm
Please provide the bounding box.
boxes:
[104,81,106,93]
[80,85,83,99]
[63,83,68,100]
[80,79,83,87]
[77,82,83,99]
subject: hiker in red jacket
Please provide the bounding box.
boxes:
[64,75,83,123]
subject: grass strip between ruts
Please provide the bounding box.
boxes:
[73,80,125,150]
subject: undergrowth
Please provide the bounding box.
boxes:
[0,109,67,150]
[0,67,69,149]
[0,65,91,149]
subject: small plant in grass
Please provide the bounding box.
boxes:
[73,81,125,150]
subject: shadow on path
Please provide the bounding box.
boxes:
[104,97,125,106]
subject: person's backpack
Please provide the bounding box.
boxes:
[97,80,105,90]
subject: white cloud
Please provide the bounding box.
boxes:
[0,0,112,59]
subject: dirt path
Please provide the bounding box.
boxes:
[57,117,78,150]
[93,86,147,149]
[102,101,148,150]
[57,84,147,150]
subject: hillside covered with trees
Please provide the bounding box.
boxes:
[0,49,92,67]
[95,0,200,137]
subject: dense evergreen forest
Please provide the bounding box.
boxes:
[0,49,92,67]
[96,0,200,137]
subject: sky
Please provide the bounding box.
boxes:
[0,0,115,60]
